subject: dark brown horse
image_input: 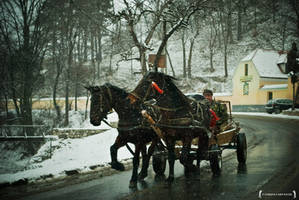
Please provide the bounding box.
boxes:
[86,83,159,188]
[129,72,211,182]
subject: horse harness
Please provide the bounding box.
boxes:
[102,82,206,131]
[130,77,208,130]
[144,99,206,129]
[130,76,167,103]
[99,86,152,132]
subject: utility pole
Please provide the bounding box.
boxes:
[290,73,299,110]
[286,42,299,110]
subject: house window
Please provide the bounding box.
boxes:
[243,82,249,95]
[268,92,273,100]
[245,64,248,76]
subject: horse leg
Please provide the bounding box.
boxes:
[129,144,141,188]
[167,140,176,183]
[196,138,201,168]
[196,132,209,169]
[110,136,125,171]
[180,137,196,176]
[197,133,209,160]
[138,144,148,180]
[138,138,158,180]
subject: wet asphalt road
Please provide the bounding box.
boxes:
[2,115,299,200]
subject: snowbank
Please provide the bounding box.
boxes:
[233,110,299,119]
[0,128,133,184]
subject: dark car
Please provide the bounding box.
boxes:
[186,93,206,101]
[265,98,294,114]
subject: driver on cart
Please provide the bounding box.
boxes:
[203,89,229,132]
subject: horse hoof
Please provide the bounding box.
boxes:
[129,181,137,188]
[166,176,174,183]
[138,172,148,180]
[110,162,125,171]
[190,164,198,172]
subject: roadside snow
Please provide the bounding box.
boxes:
[0,111,132,184]
[233,111,299,120]
[0,128,134,184]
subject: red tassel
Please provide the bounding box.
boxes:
[151,81,164,94]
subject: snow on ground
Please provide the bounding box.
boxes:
[0,111,298,184]
[233,110,299,120]
[0,111,134,184]
[0,128,134,184]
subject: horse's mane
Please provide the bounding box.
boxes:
[103,83,128,98]
[150,72,191,108]
[90,83,128,99]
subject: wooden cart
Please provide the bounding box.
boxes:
[146,100,247,176]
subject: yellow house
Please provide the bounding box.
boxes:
[216,49,298,111]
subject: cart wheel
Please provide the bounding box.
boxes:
[209,145,222,176]
[152,145,166,175]
[236,133,247,164]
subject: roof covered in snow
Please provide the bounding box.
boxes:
[241,49,288,79]
[277,54,287,64]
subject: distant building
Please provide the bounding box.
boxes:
[216,49,298,112]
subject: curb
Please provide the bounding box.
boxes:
[0,158,134,190]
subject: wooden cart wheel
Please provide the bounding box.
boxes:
[236,133,247,164]
[209,145,222,176]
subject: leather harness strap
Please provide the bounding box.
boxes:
[130,78,207,129]
[99,85,113,112]
[146,104,185,112]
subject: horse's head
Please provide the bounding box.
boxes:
[129,72,174,104]
[86,85,113,126]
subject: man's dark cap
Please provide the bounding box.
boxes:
[203,89,213,96]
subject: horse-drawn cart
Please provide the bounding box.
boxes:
[145,100,247,176]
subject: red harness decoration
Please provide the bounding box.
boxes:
[210,109,220,128]
[151,81,164,94]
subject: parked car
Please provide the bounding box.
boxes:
[265,98,296,114]
[185,93,206,101]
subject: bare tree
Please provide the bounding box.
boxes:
[216,0,229,77]
[288,0,299,36]
[236,0,244,41]
[226,0,233,43]
[153,0,210,70]
[187,14,201,78]
[180,15,200,78]
[117,0,173,74]
[181,30,187,77]
[43,0,65,122]
[63,1,79,126]
[206,15,218,72]
[0,0,50,127]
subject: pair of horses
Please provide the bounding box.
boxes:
[87,72,211,188]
